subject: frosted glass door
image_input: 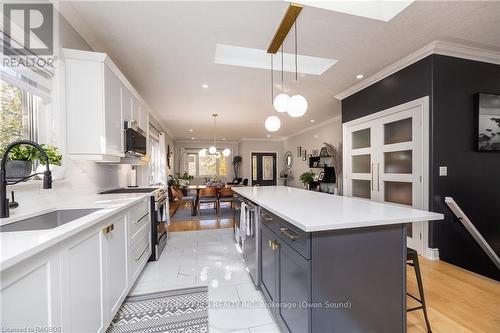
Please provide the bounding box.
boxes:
[375,106,423,250]
[346,125,373,200]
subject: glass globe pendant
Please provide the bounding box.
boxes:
[208,146,217,154]
[287,94,308,117]
[199,148,207,157]
[222,148,231,157]
[265,115,281,132]
[273,93,290,113]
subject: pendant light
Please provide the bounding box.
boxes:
[265,115,281,132]
[287,19,308,118]
[273,45,289,113]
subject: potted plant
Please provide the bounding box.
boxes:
[232,155,242,178]
[35,145,64,180]
[299,170,315,190]
[3,145,38,181]
[177,172,194,187]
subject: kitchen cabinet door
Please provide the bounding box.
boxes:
[139,105,149,132]
[260,225,279,303]
[61,227,105,333]
[279,241,311,333]
[102,214,128,317]
[104,66,123,156]
[131,96,140,125]
[1,246,61,330]
[121,85,132,123]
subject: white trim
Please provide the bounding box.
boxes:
[238,138,284,143]
[281,115,342,140]
[335,41,500,100]
[426,248,440,261]
[342,96,431,256]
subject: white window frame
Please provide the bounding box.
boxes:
[184,150,229,178]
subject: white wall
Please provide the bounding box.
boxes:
[282,117,342,189]
[238,139,283,186]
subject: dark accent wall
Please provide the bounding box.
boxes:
[342,55,500,281]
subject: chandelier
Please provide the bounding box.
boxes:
[199,114,230,158]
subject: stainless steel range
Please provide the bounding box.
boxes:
[100,186,169,261]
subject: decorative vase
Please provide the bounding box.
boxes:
[36,164,65,181]
[6,160,32,181]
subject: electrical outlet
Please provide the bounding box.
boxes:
[439,166,447,176]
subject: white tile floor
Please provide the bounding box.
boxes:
[131,228,282,333]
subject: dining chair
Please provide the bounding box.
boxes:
[197,187,219,216]
[217,187,235,211]
[171,186,196,216]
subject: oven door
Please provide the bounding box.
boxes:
[149,196,168,261]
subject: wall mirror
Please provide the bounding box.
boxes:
[284,151,293,169]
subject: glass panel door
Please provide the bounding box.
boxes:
[345,125,373,199]
[375,106,423,251]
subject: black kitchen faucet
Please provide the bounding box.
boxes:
[0,140,52,218]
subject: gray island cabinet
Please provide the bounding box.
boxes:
[232,186,443,333]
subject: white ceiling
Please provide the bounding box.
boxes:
[60,1,500,141]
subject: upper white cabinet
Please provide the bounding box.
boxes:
[64,48,151,162]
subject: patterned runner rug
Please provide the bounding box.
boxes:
[107,286,208,333]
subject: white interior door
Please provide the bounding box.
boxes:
[344,100,427,253]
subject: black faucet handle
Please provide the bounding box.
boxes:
[43,170,52,189]
[9,191,19,209]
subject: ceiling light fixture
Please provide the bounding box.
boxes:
[356,74,364,79]
[199,114,231,158]
[202,84,208,88]
[265,115,281,132]
[266,3,307,129]
[310,119,315,123]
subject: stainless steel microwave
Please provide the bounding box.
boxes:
[125,122,147,156]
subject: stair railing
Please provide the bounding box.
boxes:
[445,197,500,271]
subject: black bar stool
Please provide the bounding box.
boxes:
[407,247,432,333]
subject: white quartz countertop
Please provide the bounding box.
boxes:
[232,186,443,232]
[0,191,153,271]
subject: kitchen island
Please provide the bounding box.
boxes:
[232,186,443,333]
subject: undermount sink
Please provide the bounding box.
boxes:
[0,208,102,232]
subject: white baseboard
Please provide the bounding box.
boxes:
[425,247,440,261]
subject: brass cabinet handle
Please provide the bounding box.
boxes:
[136,244,149,261]
[102,223,114,234]
[280,227,299,241]
[270,240,281,251]
[261,214,273,222]
[377,163,380,191]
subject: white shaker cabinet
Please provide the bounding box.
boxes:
[64,49,125,162]
[102,213,129,316]
[60,225,106,333]
[0,246,62,329]
[139,105,149,132]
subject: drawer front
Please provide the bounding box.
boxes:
[129,222,150,281]
[129,199,149,225]
[129,212,150,239]
[261,209,310,259]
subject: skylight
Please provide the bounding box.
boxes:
[293,0,415,22]
[214,44,337,76]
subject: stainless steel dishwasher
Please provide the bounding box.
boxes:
[236,196,260,288]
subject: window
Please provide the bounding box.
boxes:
[0,81,44,151]
[184,151,228,177]
[149,125,162,185]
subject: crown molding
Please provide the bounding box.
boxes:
[282,115,341,140]
[238,137,285,143]
[335,41,500,100]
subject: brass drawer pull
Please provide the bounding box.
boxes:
[135,244,149,261]
[280,227,299,241]
[261,214,273,221]
[102,223,114,234]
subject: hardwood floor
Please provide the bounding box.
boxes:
[167,201,499,332]
[168,201,234,232]
[407,256,500,333]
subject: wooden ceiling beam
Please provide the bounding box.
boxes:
[267,3,303,54]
